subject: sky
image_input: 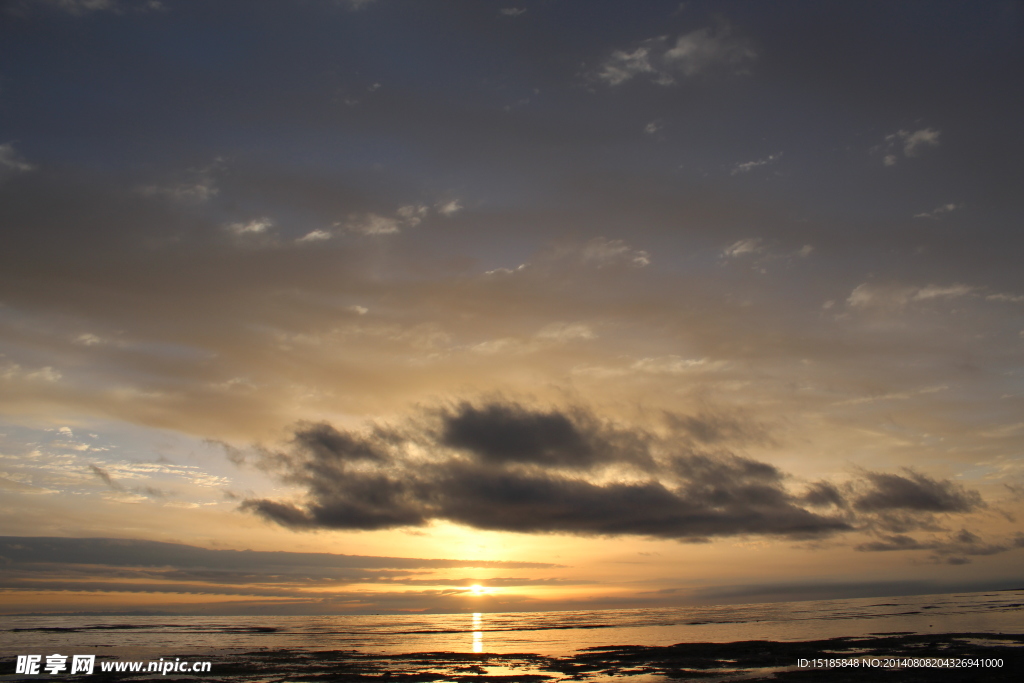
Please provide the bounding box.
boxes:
[1,0,1023,616]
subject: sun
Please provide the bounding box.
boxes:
[469,584,488,596]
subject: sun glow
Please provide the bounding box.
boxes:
[469,584,488,595]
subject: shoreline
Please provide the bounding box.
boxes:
[16,632,1017,682]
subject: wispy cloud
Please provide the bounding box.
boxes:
[0,143,35,175]
[139,160,222,203]
[914,203,962,219]
[878,127,941,166]
[731,153,780,175]
[846,282,975,309]
[597,25,756,86]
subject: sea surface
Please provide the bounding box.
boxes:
[4,590,1023,681]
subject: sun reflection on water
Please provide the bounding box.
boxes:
[472,612,483,653]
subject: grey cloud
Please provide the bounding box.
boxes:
[241,401,852,540]
[9,0,160,16]
[855,528,1016,565]
[0,537,556,570]
[663,409,772,446]
[0,536,571,604]
[802,482,848,509]
[440,402,649,469]
[240,402,995,543]
[853,470,983,513]
[292,421,391,463]
[88,464,122,491]
[598,25,756,86]
[87,464,167,498]
[854,534,930,552]
[0,143,35,176]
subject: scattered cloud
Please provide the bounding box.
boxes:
[986,292,1024,304]
[25,0,168,14]
[846,282,976,309]
[296,229,332,243]
[436,199,463,216]
[1,361,62,383]
[226,217,273,236]
[344,213,402,235]
[343,204,429,235]
[579,237,650,267]
[534,322,596,342]
[597,25,756,86]
[0,143,35,175]
[499,7,526,17]
[877,127,941,165]
[139,160,222,203]
[87,464,167,499]
[341,0,377,10]
[630,356,728,375]
[855,528,1014,565]
[396,203,428,226]
[852,470,983,514]
[731,153,780,175]
[722,238,763,257]
[720,238,812,268]
[914,203,962,219]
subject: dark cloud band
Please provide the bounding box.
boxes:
[235,401,987,541]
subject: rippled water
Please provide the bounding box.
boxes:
[4,590,1022,661]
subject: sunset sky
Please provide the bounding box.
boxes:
[2,0,1023,616]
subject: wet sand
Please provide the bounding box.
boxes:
[40,631,1021,682]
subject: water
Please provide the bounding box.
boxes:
[3,590,1022,660]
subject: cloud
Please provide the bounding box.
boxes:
[343,204,428,235]
[499,7,526,17]
[238,401,858,540]
[878,128,941,165]
[534,322,595,342]
[24,0,165,14]
[579,237,650,267]
[900,128,941,156]
[730,153,780,175]
[722,238,763,257]
[0,143,35,175]
[802,482,848,510]
[846,282,975,310]
[0,536,562,604]
[21,0,116,13]
[296,229,332,243]
[597,25,755,86]
[0,536,555,571]
[396,204,428,226]
[87,463,165,498]
[436,199,463,216]
[1,361,62,383]
[630,356,728,375]
[88,464,121,491]
[914,203,962,219]
[986,292,1024,304]
[663,409,772,446]
[852,470,983,514]
[226,217,273,236]
[854,528,1014,565]
[344,213,401,235]
[138,160,222,203]
[439,402,643,470]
